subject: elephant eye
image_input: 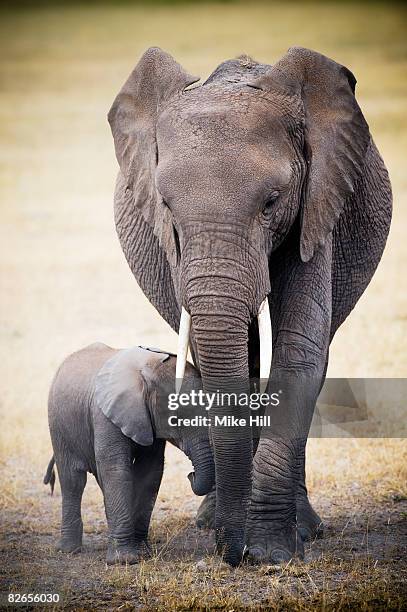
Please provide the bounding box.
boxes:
[262,191,279,217]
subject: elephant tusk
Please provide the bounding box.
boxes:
[176,306,191,393]
[258,297,272,394]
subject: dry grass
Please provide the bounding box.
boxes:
[0,1,406,609]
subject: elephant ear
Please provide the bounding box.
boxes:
[95,348,154,446]
[253,47,370,262]
[108,48,199,330]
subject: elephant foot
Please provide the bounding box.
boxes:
[57,538,82,554]
[106,541,149,566]
[296,493,324,542]
[196,490,216,529]
[215,528,245,567]
[245,523,304,565]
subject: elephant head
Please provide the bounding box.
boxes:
[108,47,370,564]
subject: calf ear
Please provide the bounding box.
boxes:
[95,349,153,446]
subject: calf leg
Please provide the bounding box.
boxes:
[132,439,165,545]
[97,450,141,565]
[57,457,87,553]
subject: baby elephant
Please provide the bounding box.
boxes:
[45,343,214,565]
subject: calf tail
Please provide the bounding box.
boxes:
[43,456,56,495]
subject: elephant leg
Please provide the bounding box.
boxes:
[131,440,165,545]
[245,238,331,565]
[99,461,143,565]
[296,355,328,541]
[296,440,324,541]
[245,422,302,563]
[245,376,320,564]
[246,379,327,564]
[96,437,143,565]
[57,458,87,554]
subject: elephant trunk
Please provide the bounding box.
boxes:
[189,296,253,566]
[184,437,215,496]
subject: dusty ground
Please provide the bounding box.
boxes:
[1,441,407,609]
[0,1,406,609]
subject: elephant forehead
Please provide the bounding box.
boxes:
[157,93,295,194]
[157,86,295,151]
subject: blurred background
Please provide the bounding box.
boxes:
[0,2,406,605]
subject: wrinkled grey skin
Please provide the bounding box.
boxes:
[108,47,392,566]
[46,343,214,565]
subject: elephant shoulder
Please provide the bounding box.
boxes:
[50,343,117,397]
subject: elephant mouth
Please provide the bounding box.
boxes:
[175,296,272,393]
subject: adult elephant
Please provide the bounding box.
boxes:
[108,47,392,566]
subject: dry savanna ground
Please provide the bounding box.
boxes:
[1,2,406,610]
